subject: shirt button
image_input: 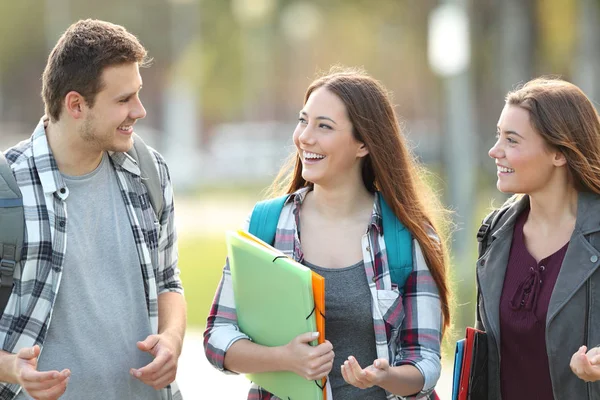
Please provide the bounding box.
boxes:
[591,255,598,263]
[59,221,65,228]
[366,246,371,252]
[372,276,377,283]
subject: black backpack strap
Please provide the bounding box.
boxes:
[475,205,510,330]
[0,152,24,317]
[127,134,164,221]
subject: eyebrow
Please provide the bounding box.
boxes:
[116,85,143,100]
[497,127,525,139]
[299,111,337,125]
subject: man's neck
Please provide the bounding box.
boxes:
[45,121,104,176]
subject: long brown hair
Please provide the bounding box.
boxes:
[269,66,452,333]
[506,78,600,194]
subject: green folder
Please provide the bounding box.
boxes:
[226,231,324,400]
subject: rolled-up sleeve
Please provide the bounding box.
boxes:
[154,152,183,294]
[203,216,252,373]
[394,240,442,399]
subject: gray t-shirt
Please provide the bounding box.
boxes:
[304,260,387,400]
[17,153,161,400]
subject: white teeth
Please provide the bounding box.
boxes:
[498,166,514,173]
[304,151,325,160]
[118,126,132,131]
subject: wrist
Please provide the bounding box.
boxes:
[0,351,18,384]
[160,330,184,356]
[276,344,292,372]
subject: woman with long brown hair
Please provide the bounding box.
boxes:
[204,67,450,399]
[478,77,600,399]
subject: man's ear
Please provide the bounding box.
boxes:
[64,91,86,119]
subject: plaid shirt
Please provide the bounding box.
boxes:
[204,188,442,400]
[0,118,183,400]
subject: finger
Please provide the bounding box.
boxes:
[147,373,177,391]
[343,360,366,388]
[131,351,170,378]
[17,345,40,361]
[310,341,334,358]
[373,358,389,370]
[137,335,160,352]
[312,346,335,366]
[23,375,70,392]
[138,359,175,384]
[590,355,600,365]
[341,363,352,384]
[308,360,333,381]
[20,367,69,384]
[347,357,368,383]
[296,331,320,344]
[33,377,69,400]
[363,367,380,384]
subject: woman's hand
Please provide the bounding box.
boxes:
[570,345,600,382]
[282,332,334,381]
[341,356,390,389]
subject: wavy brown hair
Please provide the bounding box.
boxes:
[506,77,600,194]
[269,66,451,333]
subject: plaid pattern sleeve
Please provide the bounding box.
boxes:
[0,118,183,400]
[203,217,252,373]
[150,149,183,295]
[393,240,442,399]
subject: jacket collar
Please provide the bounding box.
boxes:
[479,191,600,334]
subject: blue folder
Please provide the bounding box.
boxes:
[452,339,465,400]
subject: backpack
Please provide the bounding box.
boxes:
[0,133,163,316]
[474,205,511,330]
[248,193,414,292]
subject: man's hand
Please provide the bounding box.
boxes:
[130,333,182,390]
[571,345,600,382]
[14,345,70,400]
[341,356,390,389]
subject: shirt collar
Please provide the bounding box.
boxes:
[286,186,383,234]
[30,117,142,196]
[31,116,66,195]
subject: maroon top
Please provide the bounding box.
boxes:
[499,208,569,400]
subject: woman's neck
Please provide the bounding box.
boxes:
[307,182,374,220]
[527,183,578,233]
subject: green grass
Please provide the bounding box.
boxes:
[178,234,228,328]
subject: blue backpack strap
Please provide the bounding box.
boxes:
[248,195,289,245]
[378,193,413,293]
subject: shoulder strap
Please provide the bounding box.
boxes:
[0,152,24,317]
[475,205,510,329]
[127,134,164,221]
[248,195,289,245]
[379,194,413,291]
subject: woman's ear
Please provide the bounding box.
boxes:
[553,150,567,167]
[357,143,369,158]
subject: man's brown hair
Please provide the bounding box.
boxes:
[42,19,150,122]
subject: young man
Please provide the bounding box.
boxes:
[0,19,186,400]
